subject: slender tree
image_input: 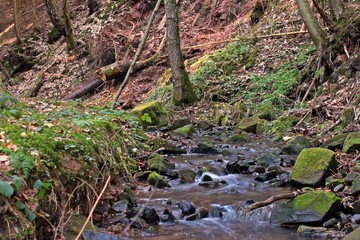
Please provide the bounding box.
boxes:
[295,0,326,51]
[164,0,197,106]
[13,0,22,43]
[44,0,66,36]
[63,0,76,50]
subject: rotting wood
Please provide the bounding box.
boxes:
[246,190,303,211]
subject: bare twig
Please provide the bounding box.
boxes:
[112,0,163,109]
[75,175,111,240]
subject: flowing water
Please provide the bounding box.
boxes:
[133,131,306,240]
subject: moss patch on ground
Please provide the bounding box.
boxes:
[0,94,148,238]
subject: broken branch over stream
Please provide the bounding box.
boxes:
[246,190,303,211]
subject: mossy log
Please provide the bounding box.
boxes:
[66,54,160,100]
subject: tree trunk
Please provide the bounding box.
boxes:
[44,0,66,36]
[328,0,343,20]
[31,0,39,29]
[164,0,197,106]
[13,0,22,44]
[295,0,327,51]
[63,0,77,50]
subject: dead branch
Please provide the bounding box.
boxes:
[112,0,163,109]
[246,190,303,211]
[75,175,111,240]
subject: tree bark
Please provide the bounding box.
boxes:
[44,0,66,36]
[295,0,327,51]
[328,0,343,21]
[164,0,197,106]
[13,0,22,44]
[63,0,77,50]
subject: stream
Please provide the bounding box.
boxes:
[133,129,306,240]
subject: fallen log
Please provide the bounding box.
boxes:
[246,190,303,211]
[65,54,159,100]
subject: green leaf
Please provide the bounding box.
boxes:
[141,113,152,123]
[0,180,14,198]
[38,189,45,200]
[33,179,43,189]
[15,201,26,210]
[12,175,22,190]
[25,207,36,222]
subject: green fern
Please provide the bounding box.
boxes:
[9,150,35,179]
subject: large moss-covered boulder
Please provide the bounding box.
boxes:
[235,117,266,133]
[342,132,360,153]
[321,133,348,151]
[152,137,186,154]
[290,148,336,187]
[343,226,360,240]
[270,190,340,225]
[148,154,175,175]
[281,135,311,155]
[130,101,169,128]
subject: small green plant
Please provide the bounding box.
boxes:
[34,179,51,201]
[0,180,14,198]
[141,113,152,123]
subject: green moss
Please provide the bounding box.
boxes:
[290,148,336,187]
[147,172,168,188]
[292,191,339,215]
[342,132,360,153]
[130,101,169,128]
[173,124,195,137]
[148,154,175,174]
[265,115,300,134]
[226,133,251,144]
[235,117,265,133]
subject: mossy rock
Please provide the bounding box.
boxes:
[290,148,336,187]
[196,120,213,131]
[168,118,191,130]
[343,225,360,240]
[235,117,266,133]
[341,108,354,128]
[270,190,340,225]
[212,103,230,126]
[350,176,360,195]
[148,154,175,175]
[342,132,360,153]
[226,132,251,144]
[281,135,311,155]
[255,104,277,121]
[152,137,186,154]
[173,124,195,137]
[231,101,248,124]
[63,215,97,240]
[178,168,196,183]
[267,115,300,134]
[321,133,348,151]
[297,225,342,239]
[130,101,169,128]
[147,172,169,188]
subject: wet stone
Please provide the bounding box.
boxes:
[179,200,196,216]
[256,153,281,167]
[160,209,176,223]
[333,184,345,193]
[254,170,277,182]
[107,213,129,225]
[142,207,160,224]
[248,165,266,174]
[351,214,360,224]
[83,230,120,240]
[178,168,196,183]
[197,206,209,219]
[132,217,148,229]
[323,218,338,228]
[345,171,360,185]
[111,199,129,213]
[352,199,360,214]
[193,142,220,154]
